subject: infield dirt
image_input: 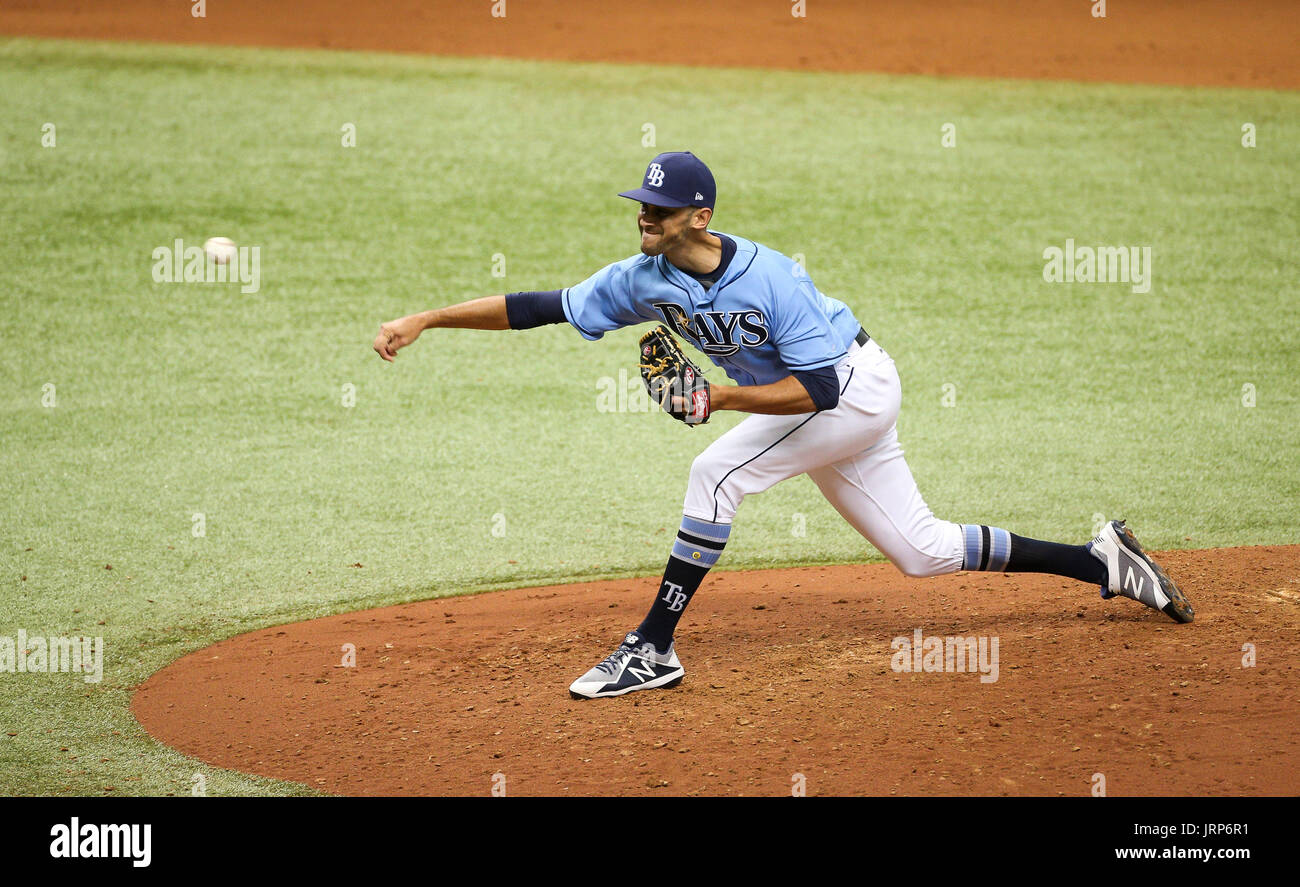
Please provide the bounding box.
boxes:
[2,0,1297,89]
[133,546,1300,796]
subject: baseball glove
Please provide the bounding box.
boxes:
[638,325,711,427]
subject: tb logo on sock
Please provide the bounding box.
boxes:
[661,581,688,612]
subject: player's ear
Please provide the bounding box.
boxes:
[690,207,712,229]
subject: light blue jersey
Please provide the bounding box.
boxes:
[561,233,861,385]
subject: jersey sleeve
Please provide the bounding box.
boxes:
[770,277,849,372]
[504,291,565,329]
[791,365,841,411]
[561,260,644,341]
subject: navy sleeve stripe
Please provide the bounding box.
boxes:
[791,365,840,412]
[505,291,566,329]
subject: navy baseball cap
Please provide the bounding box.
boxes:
[619,151,715,209]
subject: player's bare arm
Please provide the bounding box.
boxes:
[709,376,815,414]
[653,375,817,416]
[373,296,509,361]
[375,296,815,413]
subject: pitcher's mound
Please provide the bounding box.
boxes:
[133,546,1300,796]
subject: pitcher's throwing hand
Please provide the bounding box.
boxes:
[373,313,427,361]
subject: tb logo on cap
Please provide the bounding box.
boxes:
[646,163,666,187]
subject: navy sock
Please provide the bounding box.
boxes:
[961,525,1106,586]
[636,516,730,651]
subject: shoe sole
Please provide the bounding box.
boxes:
[1115,523,1195,624]
[569,671,684,700]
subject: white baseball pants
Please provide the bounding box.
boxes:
[682,338,965,578]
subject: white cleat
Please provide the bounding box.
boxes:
[568,631,685,699]
[1089,520,1194,624]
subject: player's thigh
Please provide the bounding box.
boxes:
[683,412,810,521]
[691,355,902,492]
[806,427,963,577]
[684,348,904,523]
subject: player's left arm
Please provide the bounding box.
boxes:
[709,376,818,414]
[706,275,844,415]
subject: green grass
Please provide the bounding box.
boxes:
[1,37,1297,796]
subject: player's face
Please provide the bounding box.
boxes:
[637,203,694,256]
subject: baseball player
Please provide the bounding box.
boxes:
[373,151,1194,700]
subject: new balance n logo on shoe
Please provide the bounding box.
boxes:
[626,657,659,684]
[1124,565,1146,600]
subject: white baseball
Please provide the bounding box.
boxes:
[203,236,237,264]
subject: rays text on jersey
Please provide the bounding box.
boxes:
[652,302,769,356]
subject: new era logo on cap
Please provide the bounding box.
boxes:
[618,151,716,209]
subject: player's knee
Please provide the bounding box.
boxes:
[894,554,948,579]
[688,449,728,489]
[886,521,962,578]
[687,450,742,520]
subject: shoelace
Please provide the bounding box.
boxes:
[595,643,645,675]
